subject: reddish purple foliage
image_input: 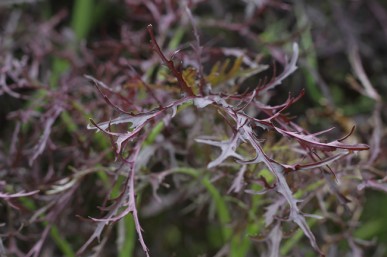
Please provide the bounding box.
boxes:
[2,1,384,256]
[86,26,369,256]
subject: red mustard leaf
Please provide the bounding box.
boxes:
[274,126,369,152]
[195,133,245,168]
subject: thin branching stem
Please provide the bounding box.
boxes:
[147,24,195,97]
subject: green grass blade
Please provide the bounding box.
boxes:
[50,225,76,257]
[71,0,94,40]
[201,176,232,241]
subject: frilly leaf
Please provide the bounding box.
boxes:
[195,133,245,168]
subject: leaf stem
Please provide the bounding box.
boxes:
[147,24,195,97]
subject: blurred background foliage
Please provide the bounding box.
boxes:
[0,0,386,256]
